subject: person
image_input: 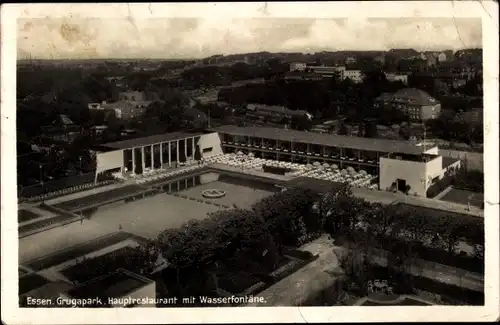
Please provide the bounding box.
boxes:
[119,224,123,230]
[80,218,84,225]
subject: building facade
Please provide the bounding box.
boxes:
[289,62,307,72]
[385,73,409,85]
[344,70,363,83]
[379,152,460,196]
[95,125,461,197]
[95,132,223,176]
[374,88,441,121]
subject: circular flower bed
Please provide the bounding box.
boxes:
[202,189,227,199]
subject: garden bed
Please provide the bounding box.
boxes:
[215,269,263,295]
[18,209,42,223]
[60,246,138,283]
[363,264,484,305]
[19,215,78,237]
[335,232,484,274]
[25,232,143,271]
[19,273,50,295]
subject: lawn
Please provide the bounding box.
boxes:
[18,209,42,223]
[440,188,484,208]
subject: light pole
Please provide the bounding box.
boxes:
[79,156,82,175]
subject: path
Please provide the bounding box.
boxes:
[246,235,339,306]
[246,236,483,307]
[352,187,483,218]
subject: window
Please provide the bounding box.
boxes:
[202,147,213,153]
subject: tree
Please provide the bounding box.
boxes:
[338,123,349,135]
[252,187,317,248]
[290,115,313,131]
[336,248,372,296]
[363,120,379,138]
[434,215,462,255]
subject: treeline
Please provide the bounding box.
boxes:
[218,72,411,123]
[70,185,484,299]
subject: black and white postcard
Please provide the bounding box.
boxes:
[1,1,498,323]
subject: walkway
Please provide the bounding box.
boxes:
[246,236,483,306]
[352,188,483,218]
[209,163,295,182]
[246,235,339,306]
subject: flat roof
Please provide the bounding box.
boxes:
[211,125,434,155]
[65,269,153,301]
[101,132,204,150]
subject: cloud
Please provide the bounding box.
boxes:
[17,18,482,59]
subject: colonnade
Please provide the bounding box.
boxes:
[126,137,197,175]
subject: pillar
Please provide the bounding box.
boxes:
[141,146,145,172]
[132,148,136,174]
[176,140,180,164]
[151,145,154,169]
[168,142,171,166]
[184,139,188,160]
[192,137,196,160]
[160,143,164,167]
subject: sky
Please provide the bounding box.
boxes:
[17,17,482,60]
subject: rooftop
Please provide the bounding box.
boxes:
[211,125,435,155]
[65,269,153,301]
[247,104,310,117]
[101,132,204,150]
[376,88,439,106]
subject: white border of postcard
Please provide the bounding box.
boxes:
[2,1,499,323]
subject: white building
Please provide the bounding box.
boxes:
[307,65,346,80]
[438,52,448,62]
[385,73,409,85]
[344,69,363,83]
[289,62,307,72]
[379,152,461,197]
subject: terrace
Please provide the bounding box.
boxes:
[213,125,434,155]
[204,153,379,190]
[385,152,440,163]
